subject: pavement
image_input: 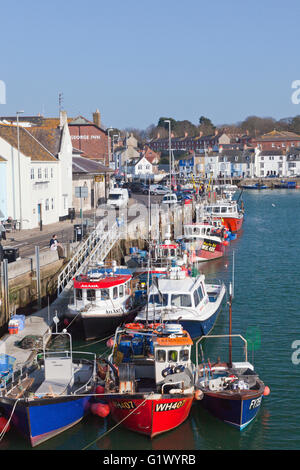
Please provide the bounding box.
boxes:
[0,194,159,258]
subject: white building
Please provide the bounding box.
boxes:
[254,150,286,177]
[127,155,153,177]
[0,112,73,229]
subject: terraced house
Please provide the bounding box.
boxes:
[0,113,73,229]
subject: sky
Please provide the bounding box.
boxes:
[1,0,300,130]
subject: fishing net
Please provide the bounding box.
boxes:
[17,335,43,350]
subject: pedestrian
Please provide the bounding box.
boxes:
[49,234,65,259]
[0,222,6,240]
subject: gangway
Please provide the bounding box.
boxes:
[57,219,121,296]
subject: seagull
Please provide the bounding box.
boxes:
[272,203,276,207]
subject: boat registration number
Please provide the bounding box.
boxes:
[155,400,186,412]
[112,400,136,410]
[202,242,216,252]
[249,397,262,409]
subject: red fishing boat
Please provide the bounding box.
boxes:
[180,221,228,263]
[103,323,195,437]
[203,200,244,233]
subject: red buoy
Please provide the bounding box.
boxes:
[0,417,10,433]
[91,403,110,418]
[263,386,270,396]
[95,385,105,395]
[106,338,114,348]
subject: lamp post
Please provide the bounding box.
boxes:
[164,120,172,190]
[107,128,113,166]
[17,110,24,230]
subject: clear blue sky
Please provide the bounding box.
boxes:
[1,0,300,130]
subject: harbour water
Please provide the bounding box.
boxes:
[2,189,300,450]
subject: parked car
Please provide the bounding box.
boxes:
[107,188,129,208]
[161,193,178,205]
[150,184,169,195]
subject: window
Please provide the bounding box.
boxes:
[76,289,82,300]
[149,294,168,306]
[38,168,42,179]
[171,294,192,307]
[180,349,189,361]
[101,289,110,300]
[156,350,166,362]
[30,168,34,180]
[119,284,124,297]
[193,290,200,307]
[221,207,227,213]
[87,290,95,301]
[45,199,49,211]
[113,287,118,299]
[168,350,178,362]
[213,207,220,213]
[51,198,54,210]
[44,168,48,178]
[51,167,54,178]
[260,163,264,168]
[198,286,204,301]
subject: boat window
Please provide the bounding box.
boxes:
[163,249,169,257]
[198,285,204,301]
[180,349,189,361]
[221,207,227,213]
[113,286,118,299]
[213,207,220,213]
[205,206,212,213]
[228,207,233,213]
[149,294,168,306]
[101,289,110,300]
[87,289,95,301]
[119,284,124,297]
[193,289,200,307]
[76,289,82,300]
[156,350,166,362]
[171,294,192,307]
[168,350,178,362]
[170,249,176,256]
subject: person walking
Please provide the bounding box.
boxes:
[49,234,65,259]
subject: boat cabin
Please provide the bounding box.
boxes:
[183,224,225,240]
[148,276,209,312]
[203,200,239,217]
[111,324,194,394]
[72,268,132,310]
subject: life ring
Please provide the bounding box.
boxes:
[125,323,144,330]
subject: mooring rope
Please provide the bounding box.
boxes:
[81,394,151,450]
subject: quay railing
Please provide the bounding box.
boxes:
[57,219,121,296]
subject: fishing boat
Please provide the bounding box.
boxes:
[65,262,145,340]
[0,330,98,447]
[194,284,269,429]
[135,271,226,339]
[201,199,244,233]
[178,221,228,263]
[241,182,267,190]
[103,322,195,437]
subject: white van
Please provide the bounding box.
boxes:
[107,188,129,208]
[161,193,178,205]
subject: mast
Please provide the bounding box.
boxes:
[228,282,233,368]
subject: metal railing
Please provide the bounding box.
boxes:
[57,219,120,295]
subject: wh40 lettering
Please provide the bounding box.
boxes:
[155,400,185,412]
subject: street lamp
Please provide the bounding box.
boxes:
[17,110,24,230]
[164,120,172,189]
[107,127,113,166]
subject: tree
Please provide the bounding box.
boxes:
[198,116,215,135]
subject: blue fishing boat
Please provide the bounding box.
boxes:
[241,182,267,190]
[0,330,98,447]
[194,284,269,429]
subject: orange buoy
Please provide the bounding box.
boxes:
[194,390,204,400]
[263,386,270,396]
[91,403,110,418]
[0,417,10,433]
[223,240,229,246]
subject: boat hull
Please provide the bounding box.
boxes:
[221,216,243,233]
[200,389,264,430]
[107,395,194,437]
[0,394,92,447]
[196,238,225,262]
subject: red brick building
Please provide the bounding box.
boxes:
[253,130,300,151]
[68,110,108,164]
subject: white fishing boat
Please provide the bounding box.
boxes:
[135,271,226,339]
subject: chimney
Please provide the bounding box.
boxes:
[214,129,218,136]
[59,110,68,128]
[171,132,174,138]
[93,109,101,127]
[219,145,223,153]
[184,131,188,137]
[157,132,160,139]
[199,131,203,137]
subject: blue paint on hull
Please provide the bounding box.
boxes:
[1,395,91,446]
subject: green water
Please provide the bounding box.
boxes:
[2,190,300,451]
